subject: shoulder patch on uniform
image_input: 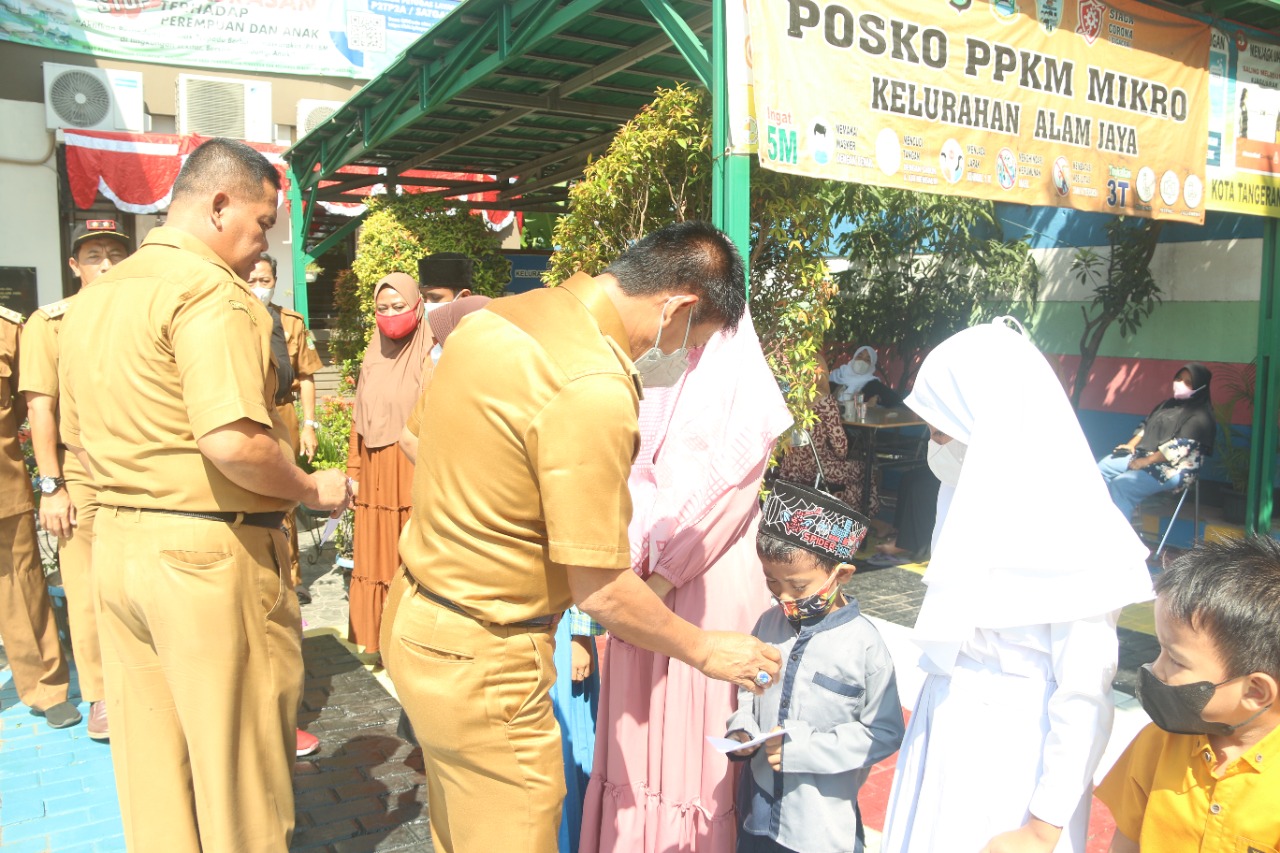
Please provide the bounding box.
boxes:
[0,305,23,325]
[37,300,69,319]
[228,299,258,324]
[306,331,317,350]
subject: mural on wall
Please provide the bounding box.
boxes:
[0,0,458,78]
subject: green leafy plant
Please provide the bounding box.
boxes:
[309,396,354,473]
[1211,362,1256,494]
[328,269,366,389]
[828,186,1039,391]
[546,84,838,435]
[1069,216,1164,409]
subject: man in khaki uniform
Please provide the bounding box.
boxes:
[247,252,324,593]
[386,221,782,853]
[20,219,133,741]
[58,138,349,852]
[0,306,79,729]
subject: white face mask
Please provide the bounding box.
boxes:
[927,439,967,487]
[851,360,872,376]
[251,286,274,307]
[634,298,694,388]
[1172,380,1195,400]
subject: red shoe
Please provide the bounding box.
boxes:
[296,728,320,757]
[87,700,109,741]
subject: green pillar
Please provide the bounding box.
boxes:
[711,0,751,293]
[1247,217,1280,535]
[286,167,312,324]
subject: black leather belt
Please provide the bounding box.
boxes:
[129,507,288,530]
[415,584,555,629]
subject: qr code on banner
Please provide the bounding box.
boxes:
[346,11,386,53]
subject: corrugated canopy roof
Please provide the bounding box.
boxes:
[286,0,713,216]
[286,0,1280,235]
[1162,0,1280,34]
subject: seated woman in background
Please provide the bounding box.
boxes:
[777,353,880,517]
[829,344,903,408]
[1097,363,1215,519]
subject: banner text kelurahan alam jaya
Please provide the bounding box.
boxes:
[785,1,1191,128]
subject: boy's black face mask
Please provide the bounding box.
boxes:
[1137,664,1271,736]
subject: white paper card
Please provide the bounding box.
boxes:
[705,730,787,754]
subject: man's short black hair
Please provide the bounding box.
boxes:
[1157,536,1280,681]
[604,221,746,331]
[172,138,280,204]
[756,529,839,573]
[258,253,277,278]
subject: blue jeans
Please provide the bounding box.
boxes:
[1097,453,1183,518]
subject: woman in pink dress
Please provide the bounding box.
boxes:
[580,312,792,853]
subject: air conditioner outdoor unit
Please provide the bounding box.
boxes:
[177,74,272,143]
[296,99,344,137]
[44,63,146,132]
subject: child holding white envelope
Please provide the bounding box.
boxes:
[723,480,905,853]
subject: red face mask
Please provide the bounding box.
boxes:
[376,302,421,340]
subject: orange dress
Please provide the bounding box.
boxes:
[345,427,414,653]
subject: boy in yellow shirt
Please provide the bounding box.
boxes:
[1097,536,1279,852]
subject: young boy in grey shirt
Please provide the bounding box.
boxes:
[726,480,904,853]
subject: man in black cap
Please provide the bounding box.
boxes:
[418,252,475,303]
[19,219,135,740]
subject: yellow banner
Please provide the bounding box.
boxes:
[746,0,1210,223]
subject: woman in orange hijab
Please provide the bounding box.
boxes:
[346,272,433,660]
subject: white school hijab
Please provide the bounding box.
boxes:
[829,345,879,400]
[904,319,1153,672]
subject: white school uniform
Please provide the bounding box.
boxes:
[879,321,1154,853]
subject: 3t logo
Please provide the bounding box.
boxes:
[767,125,798,165]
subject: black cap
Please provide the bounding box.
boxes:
[418,252,475,290]
[760,480,868,563]
[71,219,131,256]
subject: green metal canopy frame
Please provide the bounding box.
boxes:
[284,0,750,299]
[287,0,1280,536]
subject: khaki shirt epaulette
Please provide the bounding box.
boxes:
[37,300,69,320]
[0,306,24,325]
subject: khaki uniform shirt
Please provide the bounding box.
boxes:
[399,273,641,624]
[59,226,291,514]
[18,298,92,484]
[275,306,323,402]
[0,308,35,518]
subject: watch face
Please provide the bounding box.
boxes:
[39,478,57,494]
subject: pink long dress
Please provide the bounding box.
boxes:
[580,314,792,853]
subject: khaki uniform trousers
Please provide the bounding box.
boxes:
[95,507,302,853]
[58,464,105,703]
[0,511,69,709]
[383,568,565,853]
[276,402,303,588]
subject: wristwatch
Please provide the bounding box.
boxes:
[38,475,66,495]
[304,420,321,430]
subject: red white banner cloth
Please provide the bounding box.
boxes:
[63,130,519,232]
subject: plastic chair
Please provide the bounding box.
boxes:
[1154,476,1200,558]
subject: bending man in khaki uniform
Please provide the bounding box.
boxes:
[58,138,350,852]
[1,306,78,729]
[387,221,782,853]
[20,219,133,741]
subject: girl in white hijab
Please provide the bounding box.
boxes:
[880,320,1153,853]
